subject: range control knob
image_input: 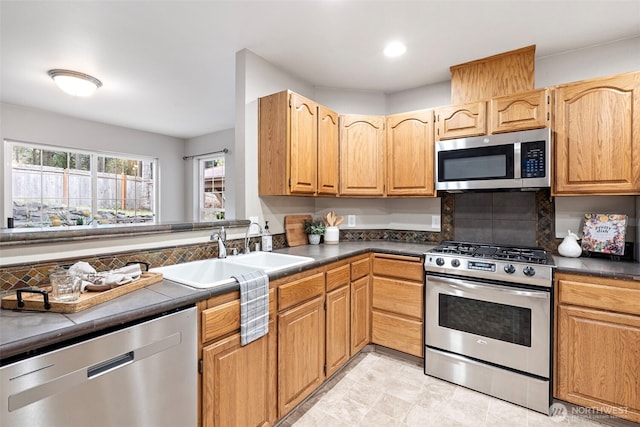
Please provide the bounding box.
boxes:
[523,266,536,277]
[436,257,445,266]
[504,264,516,274]
[451,259,460,267]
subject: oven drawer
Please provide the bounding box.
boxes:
[372,311,423,357]
[372,277,423,319]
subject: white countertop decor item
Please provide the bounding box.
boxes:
[558,230,582,258]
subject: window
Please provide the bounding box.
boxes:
[6,140,157,228]
[197,155,225,221]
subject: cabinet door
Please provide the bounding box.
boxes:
[386,109,435,196]
[556,305,640,423]
[340,114,386,196]
[317,105,340,195]
[278,295,325,417]
[350,275,370,356]
[489,88,550,134]
[289,92,318,194]
[326,285,350,377]
[371,311,423,357]
[435,101,487,140]
[202,322,276,427]
[554,71,640,195]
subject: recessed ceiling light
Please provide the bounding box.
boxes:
[384,41,407,58]
[47,69,103,97]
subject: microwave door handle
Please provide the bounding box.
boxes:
[514,142,521,179]
[436,276,548,299]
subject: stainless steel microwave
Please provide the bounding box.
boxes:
[435,128,551,191]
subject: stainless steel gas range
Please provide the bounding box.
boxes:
[424,241,555,414]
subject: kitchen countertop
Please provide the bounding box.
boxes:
[0,241,434,361]
[2,240,639,362]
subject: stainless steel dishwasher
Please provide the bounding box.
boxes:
[1,306,197,427]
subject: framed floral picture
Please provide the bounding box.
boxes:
[581,214,628,255]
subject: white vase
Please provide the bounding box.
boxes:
[324,226,339,245]
[308,234,321,245]
[558,230,582,258]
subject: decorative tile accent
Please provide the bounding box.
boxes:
[1,189,558,295]
[0,234,287,293]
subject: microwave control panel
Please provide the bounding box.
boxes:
[521,141,546,178]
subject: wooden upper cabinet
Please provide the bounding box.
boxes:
[386,109,436,197]
[258,90,320,196]
[450,45,536,104]
[339,114,386,196]
[289,93,318,194]
[489,88,550,134]
[554,71,640,195]
[435,101,487,141]
[317,105,340,195]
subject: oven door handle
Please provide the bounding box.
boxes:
[432,276,549,299]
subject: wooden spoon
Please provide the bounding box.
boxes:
[334,216,344,226]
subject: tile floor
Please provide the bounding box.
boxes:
[277,349,633,427]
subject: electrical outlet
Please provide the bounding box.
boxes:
[347,215,356,227]
[431,215,441,229]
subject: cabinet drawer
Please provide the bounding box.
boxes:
[372,254,423,282]
[372,277,423,319]
[202,289,275,343]
[278,272,325,311]
[351,258,370,281]
[326,264,350,292]
[372,311,423,357]
[557,275,640,316]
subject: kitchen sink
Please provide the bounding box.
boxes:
[225,252,314,273]
[151,258,260,289]
[151,252,314,289]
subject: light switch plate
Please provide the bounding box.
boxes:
[431,215,441,229]
[347,215,356,227]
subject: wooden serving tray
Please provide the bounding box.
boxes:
[1,272,163,314]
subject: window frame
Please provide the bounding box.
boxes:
[195,154,226,222]
[4,139,159,229]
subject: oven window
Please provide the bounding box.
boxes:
[438,294,531,347]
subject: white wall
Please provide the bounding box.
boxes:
[184,128,235,221]
[314,87,387,115]
[235,49,316,233]
[1,103,186,223]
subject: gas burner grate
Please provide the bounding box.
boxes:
[429,241,551,265]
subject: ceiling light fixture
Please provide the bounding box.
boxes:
[384,41,407,58]
[47,69,103,97]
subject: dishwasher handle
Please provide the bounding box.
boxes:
[87,351,134,379]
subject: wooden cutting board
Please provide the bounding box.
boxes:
[284,215,312,247]
[1,272,163,314]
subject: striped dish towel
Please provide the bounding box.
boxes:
[233,271,269,346]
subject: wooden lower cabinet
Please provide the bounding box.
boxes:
[202,320,276,427]
[326,285,351,377]
[371,254,424,357]
[350,275,371,356]
[278,295,326,417]
[555,273,640,423]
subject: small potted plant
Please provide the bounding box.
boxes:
[304,219,326,245]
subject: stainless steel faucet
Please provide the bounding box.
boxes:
[244,222,262,254]
[210,226,227,258]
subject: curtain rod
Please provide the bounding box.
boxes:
[182,148,229,160]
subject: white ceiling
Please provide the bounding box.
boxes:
[2,1,639,139]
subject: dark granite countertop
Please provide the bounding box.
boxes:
[0,241,434,361]
[552,254,640,281]
[3,241,639,362]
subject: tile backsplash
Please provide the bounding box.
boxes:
[452,190,554,249]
